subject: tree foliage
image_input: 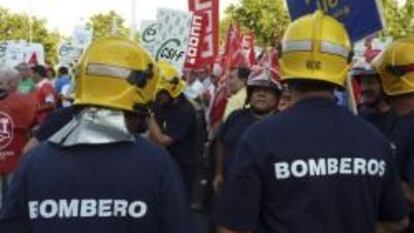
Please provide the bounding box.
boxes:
[220,0,290,46]
[0,7,61,64]
[381,0,414,38]
[87,11,129,40]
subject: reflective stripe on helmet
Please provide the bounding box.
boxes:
[282,40,350,58]
[87,64,132,79]
[320,41,350,58]
[282,40,312,53]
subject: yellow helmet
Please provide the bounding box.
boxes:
[279,10,352,87]
[74,37,158,112]
[372,38,414,96]
[156,60,186,98]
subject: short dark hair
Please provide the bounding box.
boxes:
[286,79,339,93]
[238,67,251,80]
[32,65,47,78]
[58,66,69,75]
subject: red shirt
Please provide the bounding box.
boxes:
[0,92,37,174]
[35,79,57,124]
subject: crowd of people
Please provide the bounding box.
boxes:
[0,10,412,233]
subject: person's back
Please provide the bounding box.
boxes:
[0,37,193,233]
[0,92,37,174]
[216,11,408,233]
[0,137,190,233]
[219,97,404,233]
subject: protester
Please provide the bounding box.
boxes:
[373,37,414,233]
[222,67,250,120]
[353,55,396,135]
[0,37,192,233]
[32,65,57,124]
[46,66,56,80]
[149,60,197,201]
[213,67,282,195]
[216,11,409,233]
[0,67,37,207]
[54,67,72,106]
[14,62,35,94]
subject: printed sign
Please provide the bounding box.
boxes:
[140,20,158,56]
[188,0,219,66]
[285,0,384,42]
[155,8,193,71]
[0,41,45,68]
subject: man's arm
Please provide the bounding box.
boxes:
[37,103,55,112]
[402,182,414,208]
[213,140,227,194]
[377,145,410,233]
[376,218,410,233]
[148,115,174,147]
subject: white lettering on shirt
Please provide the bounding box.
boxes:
[28,199,148,219]
[274,158,386,180]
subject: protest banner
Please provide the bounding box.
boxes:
[155,8,193,71]
[285,0,384,42]
[140,20,158,56]
[188,0,219,67]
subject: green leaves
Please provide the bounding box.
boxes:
[0,7,60,64]
[87,11,129,40]
[220,0,289,46]
[379,0,414,39]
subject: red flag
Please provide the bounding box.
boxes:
[242,33,257,66]
[185,13,206,69]
[188,0,219,67]
[222,24,245,69]
[364,49,381,63]
[209,76,228,126]
[28,53,39,66]
[259,47,279,72]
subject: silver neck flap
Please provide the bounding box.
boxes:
[49,107,135,147]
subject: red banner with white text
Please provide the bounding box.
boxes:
[187,0,219,69]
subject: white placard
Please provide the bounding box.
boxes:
[155,8,192,71]
[140,20,158,56]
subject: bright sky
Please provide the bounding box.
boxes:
[0,0,235,36]
[0,0,406,37]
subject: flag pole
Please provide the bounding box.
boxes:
[28,0,33,44]
[130,0,136,40]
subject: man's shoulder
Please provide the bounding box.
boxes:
[246,106,389,144]
[29,138,170,164]
[175,97,197,116]
[391,111,414,143]
[0,93,36,121]
[225,108,252,123]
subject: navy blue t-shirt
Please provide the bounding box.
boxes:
[217,97,408,233]
[153,96,197,197]
[359,108,397,136]
[387,111,414,232]
[219,109,260,173]
[0,137,193,233]
[388,111,414,184]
